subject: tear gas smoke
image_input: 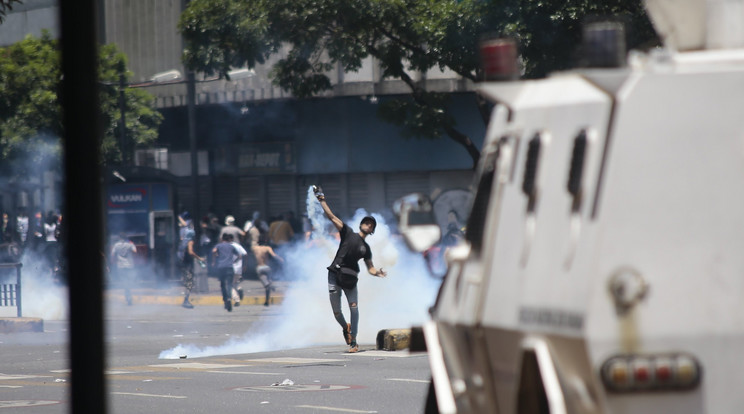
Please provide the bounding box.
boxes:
[0,249,68,320]
[159,186,441,359]
[0,133,66,320]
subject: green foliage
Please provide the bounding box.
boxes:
[179,0,658,166]
[98,44,163,165]
[0,32,162,173]
[179,0,278,78]
[377,93,454,140]
[490,0,658,78]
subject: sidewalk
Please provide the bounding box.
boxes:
[0,276,287,333]
[104,275,288,307]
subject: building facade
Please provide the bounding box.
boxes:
[1,0,484,224]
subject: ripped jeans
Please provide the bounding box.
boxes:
[328,270,359,339]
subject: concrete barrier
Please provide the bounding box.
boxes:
[376,328,412,351]
[376,326,427,351]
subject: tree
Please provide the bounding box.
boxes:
[0,0,21,24]
[0,32,163,175]
[98,44,164,166]
[180,0,490,167]
[179,0,657,168]
[491,0,658,79]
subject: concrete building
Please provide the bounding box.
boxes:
[1,0,484,224]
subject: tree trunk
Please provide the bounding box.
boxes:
[383,56,483,169]
[443,124,481,169]
[475,93,493,126]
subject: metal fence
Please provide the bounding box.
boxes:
[0,263,23,317]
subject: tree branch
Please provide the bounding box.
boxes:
[374,25,477,82]
[369,44,480,168]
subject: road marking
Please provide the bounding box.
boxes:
[386,378,429,383]
[296,405,377,413]
[207,370,281,375]
[235,384,356,392]
[0,400,60,407]
[348,350,423,358]
[148,362,245,370]
[0,374,51,381]
[244,357,344,364]
[0,385,22,388]
[112,392,187,399]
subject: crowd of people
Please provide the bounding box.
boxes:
[0,207,63,280]
[176,209,307,311]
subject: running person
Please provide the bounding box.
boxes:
[230,238,247,307]
[211,233,240,312]
[178,224,205,309]
[314,185,387,353]
[252,241,283,306]
[110,233,137,306]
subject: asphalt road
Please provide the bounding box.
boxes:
[0,300,432,413]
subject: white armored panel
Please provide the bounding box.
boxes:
[645,0,744,50]
[471,75,613,332]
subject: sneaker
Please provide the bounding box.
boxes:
[237,287,244,300]
[234,301,240,307]
[348,341,359,353]
[225,301,232,312]
[182,300,194,309]
[342,323,351,345]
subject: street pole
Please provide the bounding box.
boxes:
[187,71,199,220]
[187,71,206,291]
[118,60,128,166]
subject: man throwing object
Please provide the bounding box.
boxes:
[314,185,387,353]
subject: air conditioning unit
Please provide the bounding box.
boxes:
[135,148,168,170]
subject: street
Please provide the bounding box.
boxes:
[0,297,432,413]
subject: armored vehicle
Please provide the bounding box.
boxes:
[397,0,744,412]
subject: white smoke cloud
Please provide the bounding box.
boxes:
[159,186,441,359]
[0,249,68,320]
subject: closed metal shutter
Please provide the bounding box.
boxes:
[316,174,346,216]
[238,176,261,220]
[212,175,239,218]
[175,177,211,219]
[384,172,430,206]
[348,173,369,213]
[267,175,295,218]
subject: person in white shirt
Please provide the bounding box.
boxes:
[43,212,59,271]
[230,235,247,307]
[110,233,137,306]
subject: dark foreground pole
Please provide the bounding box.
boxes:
[59,1,107,413]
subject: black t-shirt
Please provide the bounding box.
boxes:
[327,224,371,274]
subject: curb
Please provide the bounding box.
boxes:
[104,293,284,306]
[0,317,44,334]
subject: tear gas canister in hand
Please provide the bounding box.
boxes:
[313,185,325,201]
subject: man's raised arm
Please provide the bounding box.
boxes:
[314,186,343,231]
